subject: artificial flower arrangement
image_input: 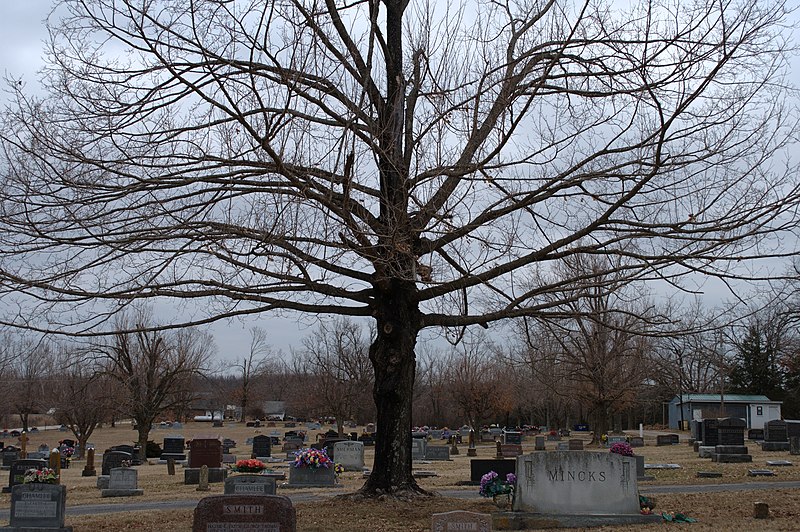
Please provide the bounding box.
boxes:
[292,448,333,469]
[230,459,267,473]
[609,442,634,457]
[479,471,516,498]
[59,446,75,459]
[23,467,58,484]
[334,463,345,476]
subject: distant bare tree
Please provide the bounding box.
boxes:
[2,335,52,432]
[297,318,373,436]
[52,347,114,459]
[445,332,501,430]
[0,0,796,495]
[231,327,273,420]
[97,317,214,455]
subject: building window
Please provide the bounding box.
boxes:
[757,406,763,416]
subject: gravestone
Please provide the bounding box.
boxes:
[333,441,364,471]
[748,428,765,441]
[469,459,515,483]
[426,445,451,461]
[764,420,788,441]
[189,439,223,469]
[101,467,144,497]
[545,433,560,442]
[287,465,336,487]
[8,483,71,531]
[534,436,546,451]
[161,436,186,462]
[411,438,427,461]
[629,437,644,448]
[431,511,491,532]
[82,447,96,477]
[365,423,376,433]
[504,432,522,445]
[225,474,277,495]
[429,429,444,440]
[701,419,719,446]
[186,439,226,485]
[192,494,296,532]
[480,431,495,443]
[763,420,790,451]
[3,459,47,493]
[790,436,800,456]
[2,449,19,468]
[252,435,272,459]
[606,435,627,447]
[513,451,650,519]
[499,444,523,458]
[717,418,745,446]
[281,440,302,453]
[101,450,132,476]
[568,439,584,451]
[656,434,679,446]
[319,438,348,461]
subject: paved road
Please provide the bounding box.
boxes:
[2,481,799,519]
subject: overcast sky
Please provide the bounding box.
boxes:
[0,2,797,362]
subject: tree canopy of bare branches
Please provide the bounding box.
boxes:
[0,0,797,495]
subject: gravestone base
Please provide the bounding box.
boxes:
[492,512,662,529]
[184,468,227,485]
[96,476,109,489]
[761,442,790,452]
[81,469,96,477]
[712,454,752,463]
[698,446,715,458]
[101,488,144,497]
[1,527,73,531]
[715,445,748,455]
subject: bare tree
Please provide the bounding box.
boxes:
[52,347,114,459]
[445,332,501,431]
[297,318,373,436]
[230,327,273,420]
[2,335,52,432]
[97,317,214,455]
[0,0,797,495]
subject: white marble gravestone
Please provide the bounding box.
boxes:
[514,451,639,515]
[332,441,364,471]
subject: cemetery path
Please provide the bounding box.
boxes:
[1,482,800,519]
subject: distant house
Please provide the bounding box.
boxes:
[668,394,782,430]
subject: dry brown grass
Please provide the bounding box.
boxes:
[4,423,800,531]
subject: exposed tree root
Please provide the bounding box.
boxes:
[336,483,435,502]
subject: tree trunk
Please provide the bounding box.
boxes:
[136,423,150,464]
[360,278,425,496]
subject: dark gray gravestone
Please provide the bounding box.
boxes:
[701,419,719,446]
[4,459,47,493]
[469,459,515,483]
[251,435,272,459]
[499,444,523,458]
[791,436,800,456]
[9,483,71,531]
[102,450,132,476]
[764,420,788,442]
[717,417,745,446]
[504,432,522,445]
[629,436,644,448]
[287,466,336,487]
[161,436,186,461]
[192,494,295,532]
[425,445,450,461]
[224,474,277,495]
[534,436,545,451]
[2,449,19,468]
[748,429,765,441]
[411,438,427,460]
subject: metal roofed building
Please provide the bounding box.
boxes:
[668,394,782,430]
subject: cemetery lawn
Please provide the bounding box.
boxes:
[4,423,800,530]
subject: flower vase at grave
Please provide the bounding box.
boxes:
[493,492,511,510]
